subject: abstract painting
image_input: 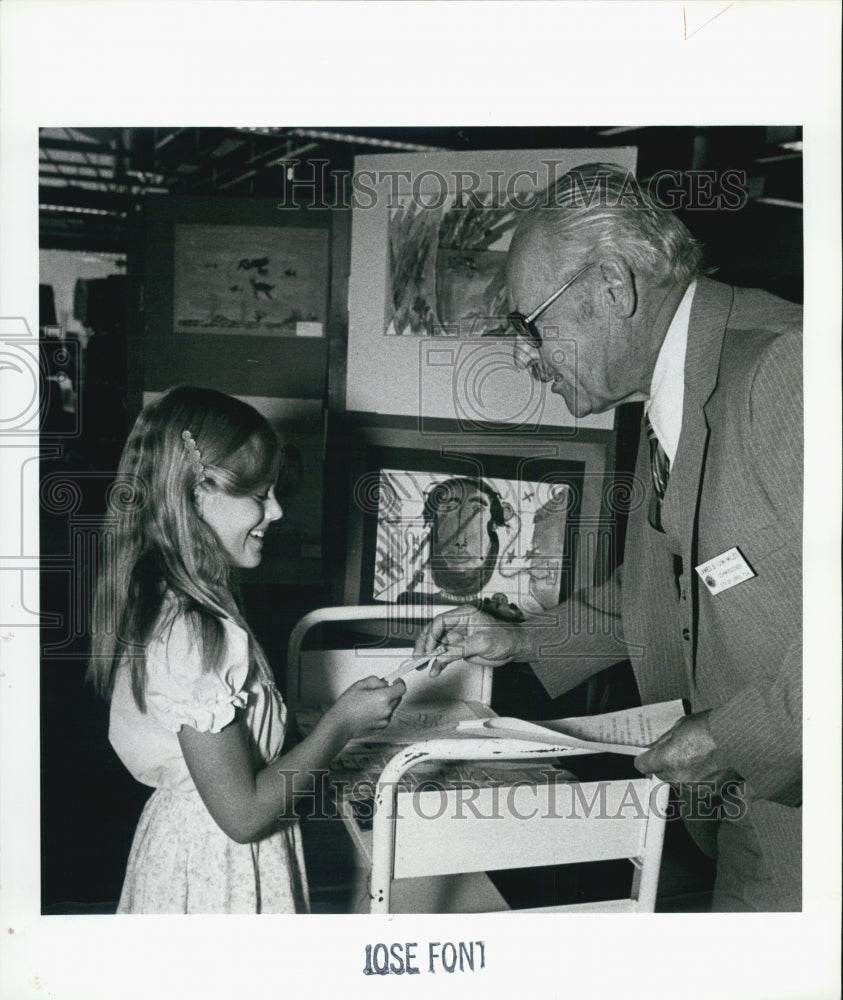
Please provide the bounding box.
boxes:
[347,147,636,425]
[386,195,516,336]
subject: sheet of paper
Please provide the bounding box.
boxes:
[458,700,686,755]
[349,699,495,745]
[550,700,686,747]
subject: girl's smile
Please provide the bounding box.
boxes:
[199,485,283,568]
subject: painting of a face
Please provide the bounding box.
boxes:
[424,478,502,597]
[430,483,494,572]
[370,469,571,608]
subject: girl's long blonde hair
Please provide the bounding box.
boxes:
[88,386,282,710]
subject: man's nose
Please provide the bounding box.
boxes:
[513,339,553,383]
[512,337,536,371]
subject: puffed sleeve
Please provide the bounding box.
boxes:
[145,613,251,734]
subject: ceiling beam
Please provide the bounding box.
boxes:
[39,184,132,214]
[38,136,115,156]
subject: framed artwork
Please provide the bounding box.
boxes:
[346,147,637,428]
[368,464,578,614]
[343,423,618,614]
[173,224,328,338]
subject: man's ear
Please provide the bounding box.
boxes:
[599,259,636,318]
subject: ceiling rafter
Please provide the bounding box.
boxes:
[39,126,802,254]
[62,126,112,189]
[213,141,321,192]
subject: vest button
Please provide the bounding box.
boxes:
[682,627,691,641]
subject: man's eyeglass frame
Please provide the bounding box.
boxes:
[507,263,596,348]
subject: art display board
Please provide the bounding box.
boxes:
[343,421,617,618]
[347,147,637,429]
[140,195,331,405]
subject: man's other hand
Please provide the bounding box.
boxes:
[634,710,739,785]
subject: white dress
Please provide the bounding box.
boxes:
[109,600,310,914]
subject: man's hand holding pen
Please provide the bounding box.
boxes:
[414,606,529,677]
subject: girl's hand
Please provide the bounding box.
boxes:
[326,676,406,740]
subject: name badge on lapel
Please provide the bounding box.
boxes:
[695,547,756,595]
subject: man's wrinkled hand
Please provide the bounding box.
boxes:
[413,606,525,677]
[634,710,739,785]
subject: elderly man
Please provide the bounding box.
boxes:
[416,163,802,912]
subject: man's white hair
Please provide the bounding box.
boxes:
[529,162,707,286]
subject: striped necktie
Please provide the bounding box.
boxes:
[645,414,670,530]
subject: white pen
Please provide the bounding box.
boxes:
[381,648,446,685]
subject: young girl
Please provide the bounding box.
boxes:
[88,386,405,913]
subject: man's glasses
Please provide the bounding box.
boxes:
[507,263,595,348]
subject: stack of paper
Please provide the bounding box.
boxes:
[457,700,686,756]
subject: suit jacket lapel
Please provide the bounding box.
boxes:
[661,278,735,569]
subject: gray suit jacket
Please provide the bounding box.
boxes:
[534,277,802,903]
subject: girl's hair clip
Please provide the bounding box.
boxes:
[181,429,206,484]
